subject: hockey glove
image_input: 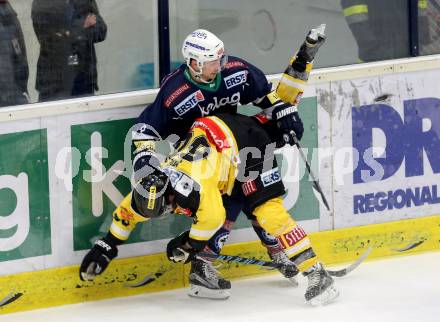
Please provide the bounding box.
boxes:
[272,103,304,145]
[79,237,118,281]
[293,24,326,72]
[166,230,197,264]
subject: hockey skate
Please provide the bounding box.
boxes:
[268,248,299,287]
[303,263,339,306]
[188,258,231,300]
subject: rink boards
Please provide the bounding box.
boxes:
[1,56,440,313]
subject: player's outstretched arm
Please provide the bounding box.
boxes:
[277,24,326,105]
[79,233,121,281]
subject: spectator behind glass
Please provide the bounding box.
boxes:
[341,0,430,62]
[32,0,107,102]
[0,0,29,107]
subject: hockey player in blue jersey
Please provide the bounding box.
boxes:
[80,27,327,301]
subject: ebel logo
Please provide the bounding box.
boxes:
[224,71,247,89]
[175,90,205,116]
[199,92,240,116]
[241,180,257,196]
[260,168,281,187]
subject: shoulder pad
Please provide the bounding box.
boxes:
[166,169,201,212]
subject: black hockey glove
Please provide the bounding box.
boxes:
[79,237,118,281]
[272,103,304,145]
[166,230,197,264]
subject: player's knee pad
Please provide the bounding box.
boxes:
[252,197,296,237]
[206,222,233,254]
[251,220,278,247]
[252,200,318,272]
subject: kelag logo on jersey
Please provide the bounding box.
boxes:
[261,168,281,187]
[174,90,205,116]
[199,92,240,116]
[351,98,440,214]
[224,71,247,89]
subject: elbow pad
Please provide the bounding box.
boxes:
[132,139,162,182]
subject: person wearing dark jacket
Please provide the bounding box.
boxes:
[341,0,430,62]
[0,0,29,107]
[32,0,107,101]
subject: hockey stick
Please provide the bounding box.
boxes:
[198,246,372,277]
[0,292,23,308]
[284,130,331,211]
[127,246,372,287]
[393,239,426,252]
[198,252,298,273]
[326,246,372,277]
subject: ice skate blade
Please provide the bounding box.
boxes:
[287,276,299,287]
[307,285,339,306]
[188,284,230,300]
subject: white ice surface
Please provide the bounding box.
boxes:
[2,251,440,322]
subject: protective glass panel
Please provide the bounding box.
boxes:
[341,0,410,62]
[169,0,409,74]
[0,0,156,108]
[419,0,440,55]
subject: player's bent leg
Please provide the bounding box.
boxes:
[253,197,339,305]
[187,195,241,300]
[188,222,233,300]
[188,255,231,300]
[248,217,298,286]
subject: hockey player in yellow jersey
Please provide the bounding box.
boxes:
[129,113,338,305]
[79,25,329,303]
